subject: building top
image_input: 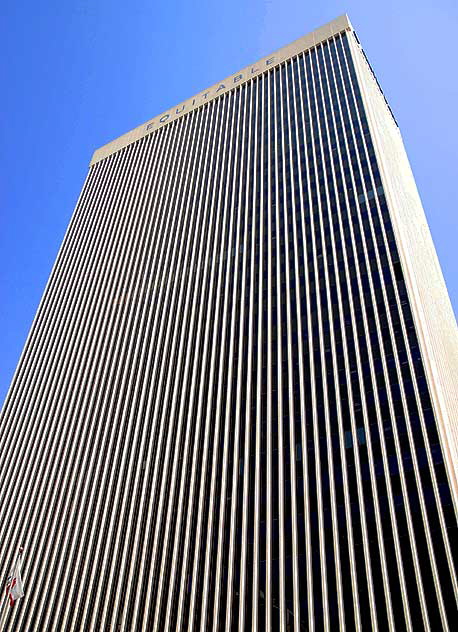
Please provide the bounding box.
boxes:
[90,15,352,165]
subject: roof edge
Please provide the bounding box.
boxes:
[90,15,352,165]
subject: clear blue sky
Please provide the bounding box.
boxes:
[1,0,457,407]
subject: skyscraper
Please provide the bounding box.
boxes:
[1,13,457,630]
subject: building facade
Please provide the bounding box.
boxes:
[1,15,457,631]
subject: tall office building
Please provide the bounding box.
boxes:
[1,14,457,631]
